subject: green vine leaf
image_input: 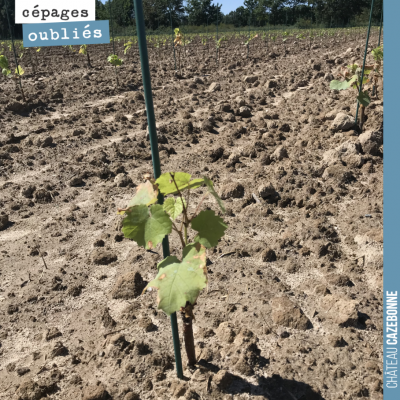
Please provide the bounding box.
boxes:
[122,204,172,250]
[144,243,207,315]
[347,64,358,74]
[187,178,206,190]
[157,255,180,270]
[163,197,186,220]
[79,44,87,55]
[330,79,351,90]
[191,210,227,248]
[108,54,123,66]
[15,65,24,75]
[362,75,369,85]
[156,172,204,195]
[0,55,9,70]
[118,180,158,215]
[357,91,371,107]
[371,46,383,62]
[203,177,226,213]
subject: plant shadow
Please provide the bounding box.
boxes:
[218,373,326,399]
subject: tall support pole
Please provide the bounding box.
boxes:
[109,0,116,55]
[216,3,219,64]
[372,5,383,97]
[170,6,177,71]
[378,6,383,46]
[108,0,119,84]
[133,0,183,380]
[355,0,375,125]
[4,0,25,102]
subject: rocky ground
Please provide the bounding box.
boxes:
[0,34,383,400]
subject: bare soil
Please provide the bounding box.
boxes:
[0,35,383,400]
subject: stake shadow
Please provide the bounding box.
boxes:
[198,357,325,399]
[217,373,326,399]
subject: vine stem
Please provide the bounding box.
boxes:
[172,223,185,248]
[181,303,196,366]
[170,173,188,218]
[169,172,197,367]
[169,173,191,248]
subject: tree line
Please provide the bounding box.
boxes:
[96,0,383,30]
[0,0,383,40]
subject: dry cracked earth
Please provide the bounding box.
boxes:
[0,34,383,400]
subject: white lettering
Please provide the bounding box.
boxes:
[28,32,37,42]
[39,32,48,40]
[50,29,59,40]
[61,28,69,40]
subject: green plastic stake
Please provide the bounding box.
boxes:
[216,3,219,64]
[108,1,116,55]
[355,0,375,125]
[4,0,25,102]
[247,16,250,59]
[372,5,383,97]
[133,0,184,380]
[169,5,177,71]
[108,0,119,85]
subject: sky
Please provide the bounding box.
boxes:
[100,1,244,15]
[215,0,243,14]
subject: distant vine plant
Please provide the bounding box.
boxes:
[107,54,123,66]
[79,44,92,68]
[118,172,227,366]
[107,54,123,87]
[244,32,258,47]
[174,28,184,74]
[244,33,258,58]
[0,54,26,101]
[282,31,290,53]
[215,36,226,63]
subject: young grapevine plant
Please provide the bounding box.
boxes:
[79,44,92,68]
[174,28,185,74]
[0,54,26,101]
[0,54,12,77]
[107,54,123,66]
[330,63,374,130]
[107,55,123,87]
[118,172,227,366]
[215,36,226,63]
[371,45,383,97]
[244,33,258,47]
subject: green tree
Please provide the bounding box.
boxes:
[104,0,134,27]
[185,0,223,26]
[141,0,185,30]
[229,6,249,27]
[244,0,258,24]
[95,0,109,20]
[0,0,22,39]
[312,0,372,26]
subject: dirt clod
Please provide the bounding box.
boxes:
[0,214,9,230]
[270,296,311,330]
[111,271,146,299]
[91,249,118,265]
[82,383,112,400]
